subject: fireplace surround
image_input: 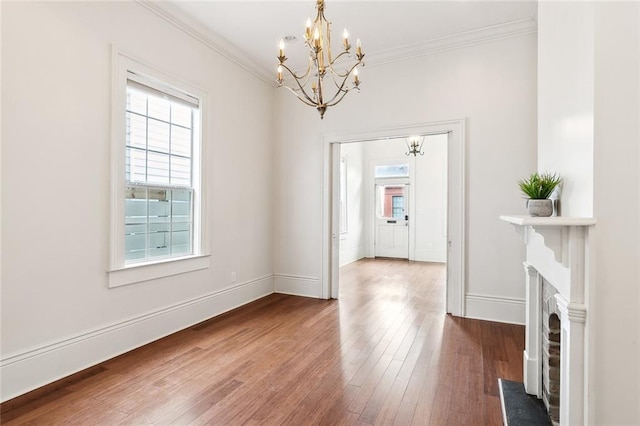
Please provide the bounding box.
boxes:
[500,215,596,425]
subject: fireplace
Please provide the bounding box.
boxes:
[542,281,561,425]
[500,215,596,426]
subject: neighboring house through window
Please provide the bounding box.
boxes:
[392,195,404,219]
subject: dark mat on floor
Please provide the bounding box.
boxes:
[498,379,551,426]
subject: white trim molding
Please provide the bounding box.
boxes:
[132,1,536,87]
[134,0,274,84]
[366,18,537,67]
[0,275,274,402]
[273,274,322,298]
[523,262,542,397]
[465,293,526,325]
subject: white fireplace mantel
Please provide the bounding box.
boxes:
[500,214,596,426]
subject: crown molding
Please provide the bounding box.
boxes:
[135,0,537,87]
[365,18,537,67]
[134,0,276,85]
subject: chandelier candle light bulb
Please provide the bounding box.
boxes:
[276,0,365,119]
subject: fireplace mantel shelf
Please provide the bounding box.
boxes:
[500,215,596,267]
[499,215,597,227]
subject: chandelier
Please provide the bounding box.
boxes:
[276,0,365,119]
[405,136,425,156]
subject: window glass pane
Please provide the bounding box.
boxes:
[148,190,170,223]
[125,187,148,261]
[126,147,147,183]
[171,125,192,157]
[126,112,147,149]
[147,95,170,122]
[148,221,170,258]
[171,156,191,186]
[392,196,405,219]
[171,228,191,255]
[375,164,409,178]
[172,104,192,128]
[377,185,405,218]
[127,88,147,115]
[147,118,170,153]
[171,190,192,256]
[147,152,170,184]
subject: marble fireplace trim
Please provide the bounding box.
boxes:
[500,215,596,426]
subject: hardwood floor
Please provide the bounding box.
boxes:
[1,259,524,425]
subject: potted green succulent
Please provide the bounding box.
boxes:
[518,172,562,217]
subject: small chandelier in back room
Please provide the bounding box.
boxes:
[276,0,365,119]
[405,136,425,157]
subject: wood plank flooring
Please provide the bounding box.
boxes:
[1,259,524,425]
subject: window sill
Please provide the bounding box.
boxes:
[108,254,210,288]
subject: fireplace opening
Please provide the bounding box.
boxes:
[543,312,561,425]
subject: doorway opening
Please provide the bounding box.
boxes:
[321,120,465,316]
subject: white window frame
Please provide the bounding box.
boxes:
[108,49,209,288]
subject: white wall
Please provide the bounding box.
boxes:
[538,2,595,217]
[339,143,365,266]
[538,2,640,424]
[274,33,537,324]
[413,134,448,262]
[1,1,274,401]
[591,2,640,424]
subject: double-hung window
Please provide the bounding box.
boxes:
[110,53,208,288]
[125,76,197,262]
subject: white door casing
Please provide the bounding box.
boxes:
[321,119,466,317]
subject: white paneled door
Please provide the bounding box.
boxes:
[374,182,409,259]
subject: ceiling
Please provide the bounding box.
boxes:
[157,1,537,82]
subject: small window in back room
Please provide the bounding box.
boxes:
[374,164,409,178]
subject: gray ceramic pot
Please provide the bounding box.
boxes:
[527,199,553,217]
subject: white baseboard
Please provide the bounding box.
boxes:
[274,274,322,298]
[0,275,274,402]
[465,293,525,325]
